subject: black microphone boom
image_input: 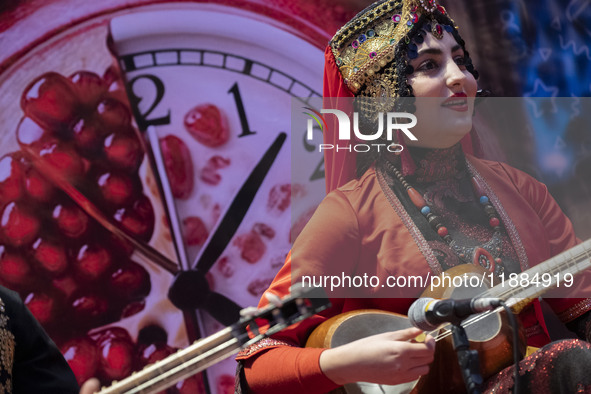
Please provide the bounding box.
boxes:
[408,297,502,330]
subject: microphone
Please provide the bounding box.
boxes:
[408,297,502,330]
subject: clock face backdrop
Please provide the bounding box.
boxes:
[109,4,326,391]
[0,1,327,393]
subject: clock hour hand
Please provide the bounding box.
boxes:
[168,132,287,321]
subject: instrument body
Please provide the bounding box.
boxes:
[306,265,527,394]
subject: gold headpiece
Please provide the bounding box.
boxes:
[330,0,453,95]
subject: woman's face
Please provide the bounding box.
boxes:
[404,30,477,149]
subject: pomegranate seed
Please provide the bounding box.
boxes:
[182,216,209,246]
[247,277,274,297]
[97,171,135,206]
[96,98,131,129]
[75,244,112,280]
[139,342,175,366]
[110,261,151,300]
[113,195,155,242]
[71,293,109,322]
[25,166,55,202]
[0,246,30,286]
[184,104,230,147]
[159,135,194,199]
[21,72,79,130]
[52,276,79,298]
[217,374,236,394]
[1,202,40,247]
[0,153,25,204]
[121,300,145,318]
[200,166,221,185]
[53,203,89,238]
[103,132,142,172]
[236,231,266,264]
[267,184,291,215]
[215,256,234,278]
[38,141,85,181]
[208,155,230,169]
[16,117,47,148]
[32,237,69,275]
[253,222,275,239]
[71,117,102,154]
[25,292,56,325]
[69,71,106,107]
[61,336,99,385]
[96,328,134,380]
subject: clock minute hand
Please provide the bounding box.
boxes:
[168,132,287,312]
[195,131,287,273]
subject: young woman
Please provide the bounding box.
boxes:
[236,0,591,392]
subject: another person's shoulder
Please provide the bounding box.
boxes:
[0,285,24,311]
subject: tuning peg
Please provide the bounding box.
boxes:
[289,282,304,296]
[265,292,283,307]
[239,306,258,318]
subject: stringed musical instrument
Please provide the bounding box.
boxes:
[306,239,591,394]
[95,285,329,393]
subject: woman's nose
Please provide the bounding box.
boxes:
[445,60,467,89]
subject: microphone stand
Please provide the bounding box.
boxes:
[451,324,483,394]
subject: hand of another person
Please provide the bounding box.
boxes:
[79,378,100,394]
[319,327,435,386]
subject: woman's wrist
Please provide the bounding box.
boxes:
[319,347,353,386]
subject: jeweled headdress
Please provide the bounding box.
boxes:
[329,0,478,98]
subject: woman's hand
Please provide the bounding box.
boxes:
[319,327,435,386]
[79,378,100,394]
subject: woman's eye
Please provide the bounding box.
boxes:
[417,60,438,71]
[454,56,467,67]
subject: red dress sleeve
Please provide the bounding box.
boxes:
[241,347,339,394]
[236,190,360,392]
[498,162,591,322]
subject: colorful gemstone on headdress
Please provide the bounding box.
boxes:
[432,23,443,39]
[410,6,417,12]
[369,51,377,59]
[367,29,375,38]
[411,13,419,23]
[352,40,359,49]
[437,5,446,14]
[336,58,343,66]
[353,67,359,72]
[392,14,401,23]
[407,20,413,26]
[389,38,396,45]
[359,34,367,43]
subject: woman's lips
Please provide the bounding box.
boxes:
[442,94,468,112]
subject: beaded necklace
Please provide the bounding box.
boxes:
[387,161,505,275]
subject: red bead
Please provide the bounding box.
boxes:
[489,217,500,227]
[437,227,448,237]
[495,258,502,264]
[407,187,426,208]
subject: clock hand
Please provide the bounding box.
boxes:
[168,132,287,319]
[19,145,179,274]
